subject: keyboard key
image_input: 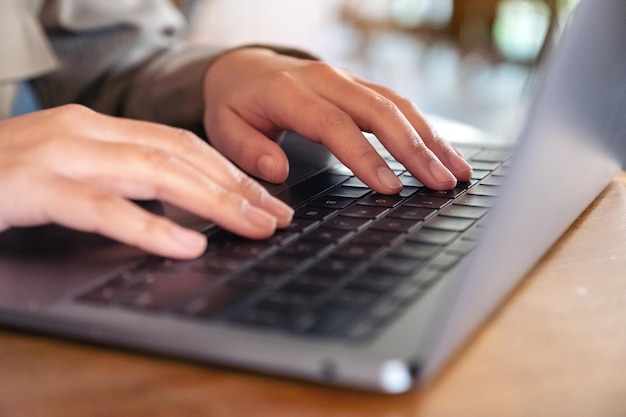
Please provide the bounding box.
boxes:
[406,229,459,245]
[424,217,474,232]
[357,193,404,208]
[404,195,451,209]
[324,216,371,231]
[351,229,403,246]
[326,186,371,199]
[333,242,383,260]
[294,206,336,221]
[309,195,354,209]
[279,241,332,258]
[467,184,500,197]
[276,173,350,207]
[341,205,389,219]
[371,255,423,276]
[388,206,436,221]
[440,205,489,220]
[371,218,421,234]
[307,257,359,277]
[454,194,497,208]
[302,227,353,245]
[390,241,441,260]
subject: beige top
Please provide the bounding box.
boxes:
[0,0,315,132]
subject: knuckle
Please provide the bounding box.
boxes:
[267,69,299,91]
[368,94,398,116]
[315,106,352,136]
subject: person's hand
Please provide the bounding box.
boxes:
[202,47,473,194]
[0,105,293,259]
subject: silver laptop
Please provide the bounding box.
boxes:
[1,0,624,393]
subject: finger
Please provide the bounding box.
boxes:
[305,68,458,189]
[52,139,281,239]
[40,176,208,259]
[358,79,473,182]
[247,80,404,194]
[205,107,291,184]
[72,111,294,227]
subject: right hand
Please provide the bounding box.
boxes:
[0,105,293,259]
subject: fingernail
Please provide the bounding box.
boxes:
[377,166,403,192]
[449,150,473,178]
[170,226,206,253]
[429,159,456,187]
[242,199,277,231]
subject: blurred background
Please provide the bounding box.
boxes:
[183,0,580,139]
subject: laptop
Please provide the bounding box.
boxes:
[0,0,624,393]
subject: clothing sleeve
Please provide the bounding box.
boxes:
[32,0,317,133]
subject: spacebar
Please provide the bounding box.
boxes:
[275,173,350,207]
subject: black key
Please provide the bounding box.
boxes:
[418,187,465,199]
[428,253,462,271]
[309,195,354,209]
[454,194,497,208]
[307,257,359,277]
[346,271,404,292]
[446,240,477,256]
[284,218,319,234]
[266,230,299,245]
[388,206,436,221]
[390,242,441,260]
[341,205,389,219]
[226,240,277,259]
[424,217,474,232]
[480,175,506,186]
[294,206,336,221]
[471,169,491,180]
[333,243,383,260]
[357,193,404,208]
[398,186,421,197]
[398,175,425,188]
[371,255,423,276]
[407,229,459,245]
[371,218,420,234]
[351,230,403,246]
[404,195,451,209]
[467,184,500,197]
[326,186,371,199]
[189,255,248,274]
[440,205,489,220]
[323,216,371,231]
[255,255,305,274]
[279,241,331,258]
[276,173,350,207]
[302,227,353,245]
[342,177,368,188]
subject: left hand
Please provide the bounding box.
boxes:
[202,47,472,194]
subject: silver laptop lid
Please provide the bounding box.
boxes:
[421,0,626,379]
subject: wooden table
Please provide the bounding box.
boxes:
[2,174,626,417]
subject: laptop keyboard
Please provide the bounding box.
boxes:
[77,145,513,341]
